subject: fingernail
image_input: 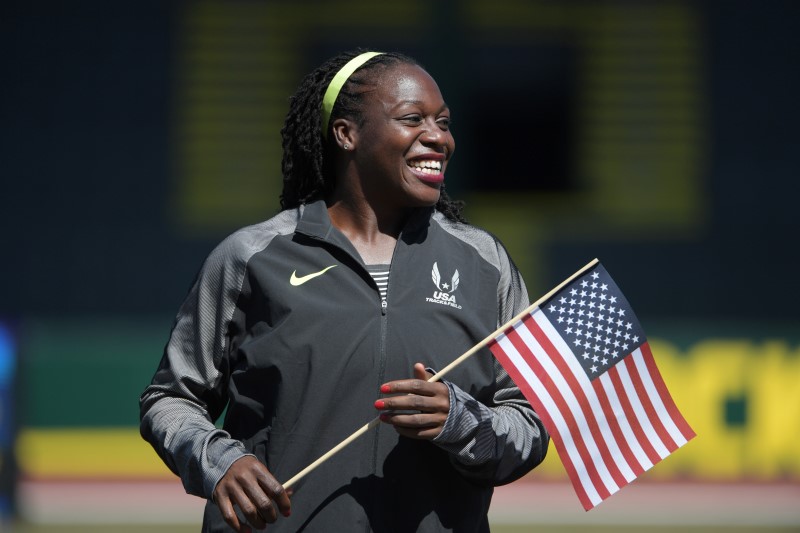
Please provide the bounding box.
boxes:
[374,400,385,409]
[380,384,391,393]
[380,413,389,421]
[283,510,291,517]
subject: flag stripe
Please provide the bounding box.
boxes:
[615,359,671,458]
[596,373,653,473]
[639,343,696,442]
[513,317,619,496]
[504,325,612,501]
[606,366,663,465]
[591,375,646,478]
[629,348,684,451]
[491,334,599,510]
[528,312,636,486]
[623,351,676,455]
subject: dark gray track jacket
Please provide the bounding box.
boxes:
[140,200,549,532]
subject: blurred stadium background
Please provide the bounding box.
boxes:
[2,0,799,531]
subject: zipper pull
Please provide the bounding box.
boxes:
[381,299,388,315]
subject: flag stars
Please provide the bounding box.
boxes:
[542,267,650,380]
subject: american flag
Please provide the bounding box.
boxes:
[489,261,695,510]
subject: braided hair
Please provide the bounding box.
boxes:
[279,50,466,223]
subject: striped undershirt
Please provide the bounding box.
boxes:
[365,264,390,306]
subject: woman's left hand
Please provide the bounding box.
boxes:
[375,363,450,440]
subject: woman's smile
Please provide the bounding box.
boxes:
[406,154,446,183]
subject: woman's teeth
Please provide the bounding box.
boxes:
[409,160,442,174]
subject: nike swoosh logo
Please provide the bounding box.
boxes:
[290,265,337,286]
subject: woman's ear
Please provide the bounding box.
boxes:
[331,118,357,151]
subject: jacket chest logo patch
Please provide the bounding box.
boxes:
[425,262,463,310]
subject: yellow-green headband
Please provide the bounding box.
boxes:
[320,51,384,140]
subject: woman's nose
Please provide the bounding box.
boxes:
[420,119,448,146]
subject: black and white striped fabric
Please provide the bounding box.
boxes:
[366,264,390,306]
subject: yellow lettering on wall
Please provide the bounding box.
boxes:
[677,340,751,479]
[745,341,800,478]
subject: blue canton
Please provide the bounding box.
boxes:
[542,263,647,380]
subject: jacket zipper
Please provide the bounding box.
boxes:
[369,243,398,530]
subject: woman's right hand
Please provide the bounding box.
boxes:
[213,455,292,532]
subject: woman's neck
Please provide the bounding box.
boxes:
[326,197,409,265]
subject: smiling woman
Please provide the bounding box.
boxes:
[140,50,549,532]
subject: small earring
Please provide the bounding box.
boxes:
[343,144,350,150]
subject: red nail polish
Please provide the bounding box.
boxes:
[374,400,385,409]
[380,384,391,393]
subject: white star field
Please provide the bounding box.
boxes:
[543,266,646,379]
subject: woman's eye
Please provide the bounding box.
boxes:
[401,115,423,124]
[437,117,451,130]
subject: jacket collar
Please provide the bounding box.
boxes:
[295,200,434,244]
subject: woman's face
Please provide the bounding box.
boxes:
[350,62,455,210]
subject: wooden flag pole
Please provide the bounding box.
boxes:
[282,257,599,489]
